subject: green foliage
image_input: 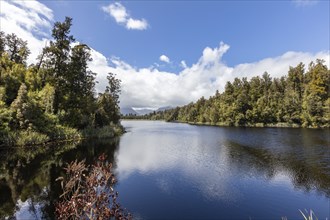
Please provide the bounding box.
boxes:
[50,125,81,141]
[0,18,122,146]
[4,33,30,64]
[0,31,5,54]
[130,60,329,128]
[81,124,123,139]
[15,130,49,146]
[0,100,12,144]
[94,73,121,127]
[38,83,55,114]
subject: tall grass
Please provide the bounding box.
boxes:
[49,125,81,141]
[81,124,124,139]
[299,209,318,220]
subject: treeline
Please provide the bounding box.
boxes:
[144,60,329,128]
[0,17,121,146]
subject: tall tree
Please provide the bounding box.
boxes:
[302,60,330,127]
[63,44,96,128]
[0,31,5,55]
[44,17,75,114]
[283,63,305,123]
[10,83,29,129]
[5,33,30,65]
[94,73,121,127]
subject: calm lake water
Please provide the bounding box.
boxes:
[0,120,329,219]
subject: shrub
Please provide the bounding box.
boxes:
[81,124,124,139]
[15,130,49,146]
[50,125,81,141]
[55,155,131,219]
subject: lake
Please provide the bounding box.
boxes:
[0,120,329,219]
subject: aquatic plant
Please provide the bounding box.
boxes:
[55,154,131,220]
[299,209,318,220]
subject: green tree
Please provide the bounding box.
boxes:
[5,33,30,65]
[0,19,124,146]
[0,87,12,142]
[10,83,29,129]
[302,60,329,127]
[282,63,305,124]
[106,72,121,107]
[43,17,75,114]
[62,44,96,128]
[94,73,121,127]
[0,31,5,54]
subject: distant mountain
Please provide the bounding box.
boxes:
[121,106,174,116]
[156,106,173,112]
[120,107,138,115]
[134,109,155,115]
[135,106,174,115]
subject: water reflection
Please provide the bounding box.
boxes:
[117,122,330,198]
[225,139,330,197]
[116,121,329,219]
[117,122,238,202]
[0,138,120,219]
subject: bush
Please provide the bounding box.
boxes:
[49,125,81,141]
[55,155,131,219]
[15,130,49,146]
[81,124,124,139]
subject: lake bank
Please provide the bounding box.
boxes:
[0,124,124,148]
[122,117,329,129]
[181,120,329,129]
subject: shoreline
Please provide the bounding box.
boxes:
[121,118,329,129]
[0,124,124,148]
[176,121,330,129]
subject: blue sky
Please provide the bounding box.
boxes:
[1,0,329,108]
[43,0,329,71]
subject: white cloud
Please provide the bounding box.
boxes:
[159,55,170,63]
[126,18,148,30]
[102,2,148,30]
[292,0,318,7]
[0,0,53,64]
[180,60,188,68]
[102,2,127,23]
[88,43,329,108]
[116,120,240,201]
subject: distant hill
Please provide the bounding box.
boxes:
[121,106,174,116]
[134,108,155,115]
[156,106,173,112]
[121,107,138,116]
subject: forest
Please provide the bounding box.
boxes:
[126,60,329,128]
[0,17,122,146]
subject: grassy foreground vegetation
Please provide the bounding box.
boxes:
[0,17,122,146]
[56,155,131,219]
[131,60,329,128]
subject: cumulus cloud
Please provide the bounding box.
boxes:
[88,43,329,108]
[180,60,188,68]
[102,2,148,30]
[102,2,127,24]
[116,123,236,200]
[159,55,170,63]
[0,0,53,63]
[126,18,148,30]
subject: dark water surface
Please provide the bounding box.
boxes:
[0,120,329,219]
